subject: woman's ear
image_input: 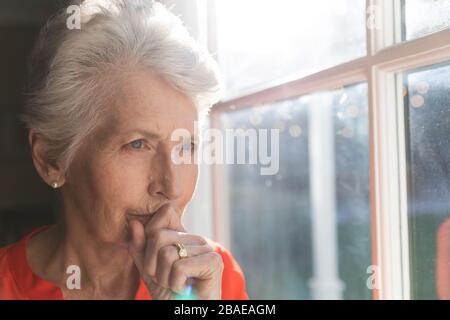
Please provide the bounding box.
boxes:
[28,129,66,188]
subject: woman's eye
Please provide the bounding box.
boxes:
[181,143,196,152]
[129,139,145,150]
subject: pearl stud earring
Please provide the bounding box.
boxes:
[52,182,58,189]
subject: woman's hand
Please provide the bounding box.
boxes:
[128,205,224,300]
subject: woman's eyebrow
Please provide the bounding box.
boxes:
[124,128,162,141]
[122,128,199,143]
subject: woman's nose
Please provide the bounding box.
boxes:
[161,170,182,200]
[148,147,182,200]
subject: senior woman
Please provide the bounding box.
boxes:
[0,0,248,300]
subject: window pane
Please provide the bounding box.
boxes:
[404,62,450,299]
[215,0,367,97]
[402,0,450,40]
[220,83,371,299]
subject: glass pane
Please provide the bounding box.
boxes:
[219,83,371,299]
[404,62,450,299]
[215,0,367,97]
[402,0,450,40]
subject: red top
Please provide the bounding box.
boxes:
[437,218,450,300]
[0,227,249,300]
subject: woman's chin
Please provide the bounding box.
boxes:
[95,226,130,249]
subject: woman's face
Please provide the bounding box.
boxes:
[63,70,199,245]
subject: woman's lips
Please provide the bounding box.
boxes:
[126,204,167,226]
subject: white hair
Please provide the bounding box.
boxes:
[22,0,222,173]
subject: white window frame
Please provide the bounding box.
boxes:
[208,0,450,300]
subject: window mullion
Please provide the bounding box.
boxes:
[370,68,404,299]
[368,0,413,300]
[395,73,412,300]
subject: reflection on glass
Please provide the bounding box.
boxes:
[215,0,366,96]
[220,83,371,299]
[404,62,450,299]
[402,0,450,40]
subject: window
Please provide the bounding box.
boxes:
[207,0,450,299]
[219,84,371,299]
[216,0,366,97]
[403,62,450,299]
[402,0,450,40]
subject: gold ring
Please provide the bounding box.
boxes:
[174,242,188,259]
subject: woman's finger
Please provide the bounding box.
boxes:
[143,229,207,278]
[168,252,224,297]
[154,243,214,289]
[145,204,185,234]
